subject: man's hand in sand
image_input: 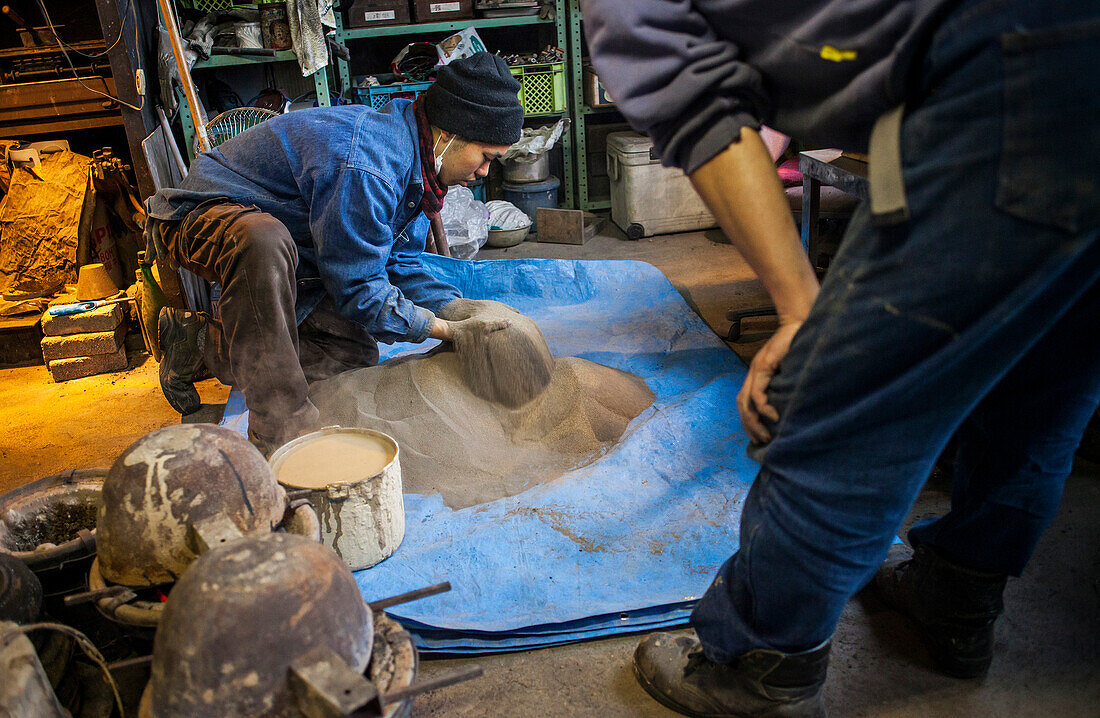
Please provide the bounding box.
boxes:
[429,316,511,343]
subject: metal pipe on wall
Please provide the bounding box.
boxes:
[156,105,189,178]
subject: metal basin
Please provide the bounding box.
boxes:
[501,153,549,183]
[0,469,103,596]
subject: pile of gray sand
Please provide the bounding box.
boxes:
[309,300,654,508]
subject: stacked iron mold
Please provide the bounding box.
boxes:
[0,423,483,716]
[84,424,321,631]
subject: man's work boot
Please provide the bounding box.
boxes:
[247,427,282,460]
[158,307,206,415]
[633,632,828,718]
[874,543,1007,678]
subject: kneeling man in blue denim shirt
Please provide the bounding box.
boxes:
[146,53,522,452]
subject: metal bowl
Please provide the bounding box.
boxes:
[486,225,530,248]
[270,427,405,571]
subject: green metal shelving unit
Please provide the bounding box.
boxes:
[179,52,332,160]
[341,14,547,40]
[331,1,573,207]
[567,0,618,211]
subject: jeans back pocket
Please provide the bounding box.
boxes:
[996,17,1100,234]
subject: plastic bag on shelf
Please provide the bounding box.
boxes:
[440,186,489,260]
[501,118,569,163]
[437,27,487,66]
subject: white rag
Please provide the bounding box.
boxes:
[487,200,532,230]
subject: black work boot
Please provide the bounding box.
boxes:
[158,307,206,415]
[874,543,1007,678]
[247,427,282,459]
[633,632,828,717]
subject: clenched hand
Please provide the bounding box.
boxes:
[738,320,801,444]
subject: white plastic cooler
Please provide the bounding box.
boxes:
[605,131,717,239]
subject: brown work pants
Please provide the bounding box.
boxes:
[157,201,378,445]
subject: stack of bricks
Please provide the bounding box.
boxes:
[41,296,129,381]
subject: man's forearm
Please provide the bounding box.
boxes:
[689,128,819,323]
[428,317,452,341]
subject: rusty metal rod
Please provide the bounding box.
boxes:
[368,582,451,611]
[1,4,28,29]
[382,665,483,704]
[64,585,130,607]
[106,654,153,672]
[156,0,210,152]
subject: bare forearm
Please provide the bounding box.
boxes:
[428,317,452,341]
[689,128,819,323]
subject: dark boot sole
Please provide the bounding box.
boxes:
[632,663,827,718]
[925,637,993,679]
[874,571,993,679]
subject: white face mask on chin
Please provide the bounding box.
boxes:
[433,133,457,175]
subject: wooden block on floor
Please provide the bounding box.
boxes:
[537,207,587,245]
[42,300,124,336]
[0,314,44,366]
[48,344,128,382]
[41,324,126,362]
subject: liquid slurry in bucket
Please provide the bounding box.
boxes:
[270,428,405,571]
[274,432,395,488]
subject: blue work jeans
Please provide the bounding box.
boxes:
[692,0,1100,660]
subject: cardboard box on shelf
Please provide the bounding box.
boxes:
[412,0,473,23]
[346,0,411,28]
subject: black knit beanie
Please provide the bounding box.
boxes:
[424,52,523,146]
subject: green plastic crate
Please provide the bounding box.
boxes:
[509,62,566,115]
[177,0,254,13]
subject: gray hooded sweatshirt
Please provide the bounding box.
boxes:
[580,0,958,173]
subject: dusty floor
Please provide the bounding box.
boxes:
[1,224,1096,716]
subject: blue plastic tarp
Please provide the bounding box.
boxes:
[222,256,758,653]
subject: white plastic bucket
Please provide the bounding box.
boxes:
[269,427,405,571]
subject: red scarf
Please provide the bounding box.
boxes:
[413,94,447,218]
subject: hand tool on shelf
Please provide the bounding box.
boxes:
[210,46,278,58]
[326,35,351,62]
[49,296,133,316]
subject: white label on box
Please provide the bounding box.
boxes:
[362,10,396,21]
[430,3,461,12]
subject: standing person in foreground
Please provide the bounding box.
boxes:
[145,53,522,453]
[583,0,1099,715]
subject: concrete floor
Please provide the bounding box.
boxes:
[1,224,1097,716]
